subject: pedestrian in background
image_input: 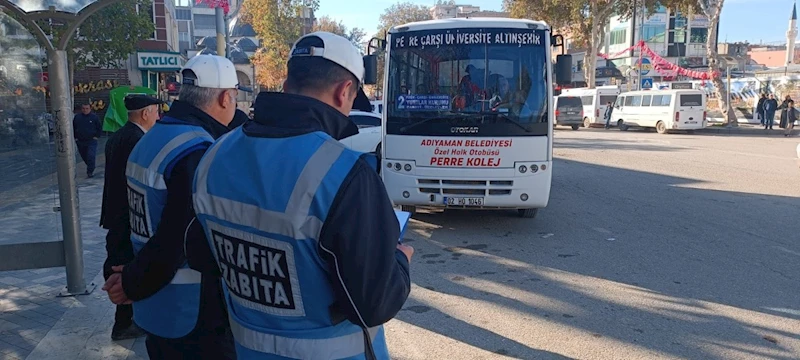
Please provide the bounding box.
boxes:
[779,94,793,129]
[99,95,161,341]
[756,93,767,125]
[784,100,797,137]
[72,103,102,177]
[604,101,613,129]
[189,31,413,360]
[102,55,239,359]
[764,94,778,130]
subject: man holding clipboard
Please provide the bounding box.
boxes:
[189,32,414,360]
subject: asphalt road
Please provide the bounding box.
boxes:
[385,128,800,360]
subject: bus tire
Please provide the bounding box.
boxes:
[656,121,668,134]
[619,123,629,131]
[401,205,417,214]
[518,208,538,218]
[571,124,580,130]
[583,117,591,128]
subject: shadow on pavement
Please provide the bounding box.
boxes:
[399,158,800,359]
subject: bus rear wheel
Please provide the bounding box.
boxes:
[656,121,668,134]
[571,124,580,130]
[583,118,591,128]
[518,208,538,218]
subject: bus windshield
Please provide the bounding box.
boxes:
[386,28,549,137]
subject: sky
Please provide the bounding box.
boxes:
[318,0,797,45]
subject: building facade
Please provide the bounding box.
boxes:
[603,6,717,83]
[430,3,507,19]
[130,0,184,95]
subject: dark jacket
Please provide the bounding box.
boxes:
[756,97,767,114]
[73,112,102,141]
[227,109,249,130]
[100,122,145,271]
[764,99,779,115]
[187,92,411,328]
[604,106,613,119]
[121,100,231,331]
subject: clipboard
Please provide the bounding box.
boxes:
[395,210,411,243]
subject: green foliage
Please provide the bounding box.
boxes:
[73,0,156,69]
[244,0,320,89]
[312,16,366,51]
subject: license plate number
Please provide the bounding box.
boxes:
[444,197,484,206]
[687,121,697,124]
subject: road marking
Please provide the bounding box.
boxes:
[593,227,611,234]
[763,307,800,317]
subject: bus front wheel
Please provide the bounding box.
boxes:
[518,208,538,218]
[401,205,417,214]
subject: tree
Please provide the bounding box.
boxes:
[504,0,616,89]
[658,0,734,125]
[244,0,319,90]
[312,16,366,51]
[72,0,156,69]
[375,2,433,91]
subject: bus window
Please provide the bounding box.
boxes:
[641,95,652,107]
[581,96,594,106]
[630,96,642,106]
[624,96,634,106]
[599,95,618,105]
[679,94,703,106]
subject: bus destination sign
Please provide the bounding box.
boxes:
[392,28,546,49]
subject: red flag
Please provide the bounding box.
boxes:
[196,0,230,14]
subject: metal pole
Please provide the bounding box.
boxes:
[727,65,731,115]
[48,48,86,295]
[637,1,644,90]
[215,6,226,56]
[224,15,231,58]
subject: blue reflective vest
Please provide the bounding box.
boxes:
[125,119,213,339]
[192,128,388,360]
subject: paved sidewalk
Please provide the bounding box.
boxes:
[0,160,130,360]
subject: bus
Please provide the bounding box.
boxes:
[559,86,621,128]
[377,18,571,218]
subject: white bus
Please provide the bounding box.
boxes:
[378,18,571,218]
[560,86,621,128]
[613,89,707,134]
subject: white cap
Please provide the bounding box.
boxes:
[181,54,240,89]
[289,31,364,83]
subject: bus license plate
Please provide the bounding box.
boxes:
[445,197,484,206]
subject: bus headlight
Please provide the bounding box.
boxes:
[394,163,402,171]
[386,162,393,169]
[404,164,412,172]
[518,165,527,173]
[530,164,539,173]
[520,193,529,201]
[403,191,410,198]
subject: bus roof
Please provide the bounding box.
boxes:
[389,18,550,33]
[620,89,704,95]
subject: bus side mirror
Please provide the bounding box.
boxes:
[363,55,378,85]
[555,54,572,86]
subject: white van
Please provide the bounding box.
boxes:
[613,89,707,134]
[560,86,621,128]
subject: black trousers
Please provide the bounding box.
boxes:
[103,225,136,330]
[76,139,97,175]
[144,324,236,360]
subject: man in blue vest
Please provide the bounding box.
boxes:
[102,54,240,359]
[189,31,414,359]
